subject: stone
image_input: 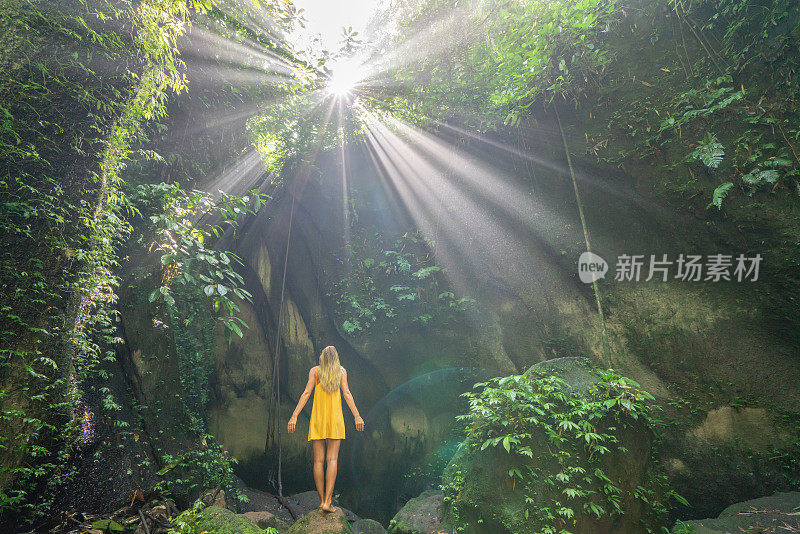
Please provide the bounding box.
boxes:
[286,508,353,534]
[352,518,387,534]
[200,487,227,509]
[288,491,360,522]
[251,242,272,295]
[387,490,444,534]
[351,368,494,520]
[389,404,429,439]
[195,506,268,534]
[672,492,800,533]
[522,356,598,392]
[243,510,291,532]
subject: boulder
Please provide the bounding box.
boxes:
[288,491,360,521]
[689,406,788,450]
[351,368,493,520]
[200,487,228,509]
[195,506,269,534]
[243,510,292,532]
[440,357,667,534]
[522,356,598,392]
[286,508,353,534]
[672,492,800,533]
[387,490,444,534]
[353,518,387,534]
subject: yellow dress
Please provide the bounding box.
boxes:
[307,382,346,441]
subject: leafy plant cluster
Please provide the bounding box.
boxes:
[677,0,800,73]
[0,0,209,521]
[122,182,270,506]
[135,183,267,341]
[153,436,243,510]
[444,368,684,533]
[369,0,622,130]
[373,0,800,213]
[0,0,297,521]
[248,89,366,177]
[330,230,474,336]
[168,497,278,534]
[663,76,798,208]
[603,67,799,210]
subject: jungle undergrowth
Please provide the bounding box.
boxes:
[443,367,688,534]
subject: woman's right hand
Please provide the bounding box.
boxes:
[287,416,297,434]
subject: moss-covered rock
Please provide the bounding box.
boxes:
[352,518,388,534]
[243,510,292,533]
[195,506,271,534]
[286,508,353,534]
[441,357,669,534]
[387,490,445,534]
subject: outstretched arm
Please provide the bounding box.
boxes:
[288,368,316,433]
[341,368,364,431]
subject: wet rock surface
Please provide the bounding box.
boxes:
[387,490,445,534]
[243,510,292,532]
[673,492,800,533]
[287,490,360,522]
[353,518,388,534]
[286,507,353,534]
[195,506,269,534]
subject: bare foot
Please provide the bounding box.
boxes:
[320,503,337,513]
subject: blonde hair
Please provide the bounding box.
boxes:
[318,346,342,393]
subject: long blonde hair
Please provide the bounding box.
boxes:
[318,346,342,393]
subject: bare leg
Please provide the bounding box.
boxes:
[312,439,325,508]
[321,438,341,512]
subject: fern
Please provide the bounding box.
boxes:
[742,168,779,186]
[692,133,725,168]
[708,182,734,209]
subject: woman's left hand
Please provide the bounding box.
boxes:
[354,416,364,431]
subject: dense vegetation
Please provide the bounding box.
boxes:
[0,0,798,531]
[444,366,674,533]
[0,0,307,524]
[0,0,201,518]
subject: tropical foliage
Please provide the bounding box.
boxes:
[444,368,684,533]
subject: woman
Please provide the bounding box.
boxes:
[287,345,364,512]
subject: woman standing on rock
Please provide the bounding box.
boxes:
[287,345,364,512]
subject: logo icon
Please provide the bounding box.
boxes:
[578,252,608,283]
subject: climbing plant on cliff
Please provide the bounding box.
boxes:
[141,184,267,341]
[331,227,475,337]
[0,0,239,522]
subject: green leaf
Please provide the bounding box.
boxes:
[692,134,725,168]
[227,321,243,338]
[92,520,124,531]
[708,182,734,210]
[156,457,182,476]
